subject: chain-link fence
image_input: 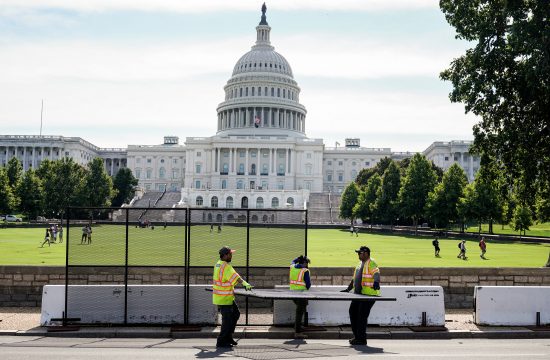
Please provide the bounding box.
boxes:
[63,206,307,326]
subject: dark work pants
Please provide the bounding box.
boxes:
[349,300,375,342]
[293,299,308,332]
[217,302,240,345]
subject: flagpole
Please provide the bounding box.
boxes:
[40,99,44,137]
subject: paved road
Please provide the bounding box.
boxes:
[1,337,549,359]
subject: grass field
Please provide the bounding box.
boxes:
[462,222,550,237]
[1,225,549,267]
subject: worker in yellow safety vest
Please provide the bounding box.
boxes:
[341,246,380,346]
[212,246,253,348]
[289,255,311,339]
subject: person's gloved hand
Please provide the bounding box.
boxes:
[242,280,253,291]
[373,281,380,290]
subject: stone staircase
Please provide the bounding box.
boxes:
[307,193,341,224]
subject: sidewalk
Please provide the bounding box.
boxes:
[1,308,549,339]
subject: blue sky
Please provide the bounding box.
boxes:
[0,0,476,152]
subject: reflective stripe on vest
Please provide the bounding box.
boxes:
[212,260,240,305]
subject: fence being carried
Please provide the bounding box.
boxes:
[61,207,308,326]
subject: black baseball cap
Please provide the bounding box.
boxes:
[219,246,236,256]
[355,246,370,254]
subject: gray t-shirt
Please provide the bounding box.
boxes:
[354,261,365,294]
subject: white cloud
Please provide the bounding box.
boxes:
[1,0,437,14]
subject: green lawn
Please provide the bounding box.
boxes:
[462,222,550,237]
[0,226,548,267]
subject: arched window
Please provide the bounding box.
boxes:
[211,196,218,208]
[252,87,255,96]
[216,214,222,222]
[240,88,243,97]
[271,87,274,96]
[258,87,261,96]
[271,197,279,208]
[277,88,281,97]
[251,215,258,222]
[283,89,286,98]
[196,196,203,206]
[256,197,264,209]
[226,196,234,208]
[286,197,294,208]
[241,197,248,208]
[246,87,249,96]
[251,163,256,175]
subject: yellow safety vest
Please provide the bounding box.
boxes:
[352,259,380,296]
[289,265,309,291]
[212,260,241,305]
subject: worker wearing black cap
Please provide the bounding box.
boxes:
[341,246,380,346]
[289,255,311,338]
[212,246,253,348]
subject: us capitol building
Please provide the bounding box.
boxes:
[0,6,479,216]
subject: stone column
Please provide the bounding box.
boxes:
[469,155,474,181]
[245,148,249,175]
[110,158,114,176]
[229,148,233,173]
[287,149,291,174]
[269,147,273,174]
[22,147,27,171]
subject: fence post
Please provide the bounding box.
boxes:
[124,207,129,325]
[63,207,70,326]
[185,208,190,325]
[246,208,250,325]
[304,209,308,257]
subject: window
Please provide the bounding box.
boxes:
[278,164,285,174]
[195,180,201,189]
[196,196,203,206]
[338,161,343,166]
[160,159,165,163]
[240,88,243,97]
[262,164,268,174]
[196,152,201,157]
[226,196,234,208]
[136,158,141,164]
[146,169,152,179]
[283,89,286,98]
[307,153,312,159]
[305,182,312,190]
[286,197,294,207]
[147,158,151,164]
[351,170,357,179]
[211,196,218,208]
[256,197,264,209]
[195,164,201,173]
[173,159,178,164]
[365,161,370,166]
[258,87,261,96]
[352,161,356,166]
[238,163,244,174]
[327,161,332,165]
[327,172,333,182]
[246,88,248,96]
[338,172,344,182]
[251,151,257,158]
[277,181,284,190]
[237,180,244,189]
[277,88,281,97]
[239,151,245,158]
[271,197,279,208]
[222,163,229,173]
[159,167,165,179]
[444,156,449,161]
[135,169,141,179]
[262,152,268,158]
[271,87,274,96]
[172,169,179,179]
[252,87,255,96]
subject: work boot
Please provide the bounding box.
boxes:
[349,339,367,346]
[230,338,238,346]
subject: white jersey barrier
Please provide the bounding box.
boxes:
[474,286,550,326]
[41,285,217,325]
[273,285,445,326]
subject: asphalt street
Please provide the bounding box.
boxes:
[1,337,549,360]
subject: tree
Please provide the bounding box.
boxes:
[355,157,393,187]
[38,158,87,218]
[16,169,44,220]
[0,167,16,214]
[535,180,550,222]
[112,168,139,207]
[440,0,550,207]
[339,182,359,224]
[512,204,533,238]
[426,163,468,229]
[353,174,381,225]
[82,158,114,208]
[372,161,401,226]
[473,159,504,234]
[397,157,444,182]
[6,157,23,190]
[398,153,437,231]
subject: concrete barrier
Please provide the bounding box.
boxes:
[273,285,445,326]
[40,285,217,325]
[474,286,550,326]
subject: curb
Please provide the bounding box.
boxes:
[3,327,550,340]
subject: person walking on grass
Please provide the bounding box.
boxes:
[341,246,380,346]
[289,255,311,339]
[40,227,51,247]
[479,237,487,259]
[212,246,253,348]
[457,240,467,260]
[432,237,440,257]
[58,225,63,243]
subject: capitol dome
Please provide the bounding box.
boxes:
[216,5,307,138]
